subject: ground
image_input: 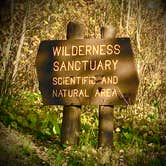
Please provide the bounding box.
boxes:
[0,122,49,166]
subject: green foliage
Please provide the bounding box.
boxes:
[0,90,165,165]
[80,106,98,146]
[1,90,165,165]
[149,158,163,166]
[0,91,62,140]
[0,0,165,165]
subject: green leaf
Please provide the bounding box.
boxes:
[27,112,37,127]
[153,101,160,108]
[56,152,63,165]
[11,121,17,129]
[53,124,60,135]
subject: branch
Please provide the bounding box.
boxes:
[1,0,14,79]
[12,0,30,81]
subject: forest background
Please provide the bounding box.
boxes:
[0,0,165,165]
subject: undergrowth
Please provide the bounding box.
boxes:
[0,91,165,165]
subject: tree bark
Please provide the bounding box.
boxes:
[61,21,84,145]
[98,25,116,147]
[12,0,29,81]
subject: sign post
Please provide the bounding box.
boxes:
[36,22,139,146]
[61,22,84,145]
[98,25,116,147]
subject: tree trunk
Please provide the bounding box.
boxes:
[12,0,29,81]
[61,21,85,145]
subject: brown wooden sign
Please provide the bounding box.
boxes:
[36,38,139,105]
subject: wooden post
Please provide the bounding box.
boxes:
[61,105,81,145]
[61,22,84,145]
[98,25,116,147]
[98,105,114,147]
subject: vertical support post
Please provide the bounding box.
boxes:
[98,106,114,147]
[61,22,84,145]
[61,105,81,145]
[98,25,116,147]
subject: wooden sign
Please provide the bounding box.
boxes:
[36,38,139,105]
